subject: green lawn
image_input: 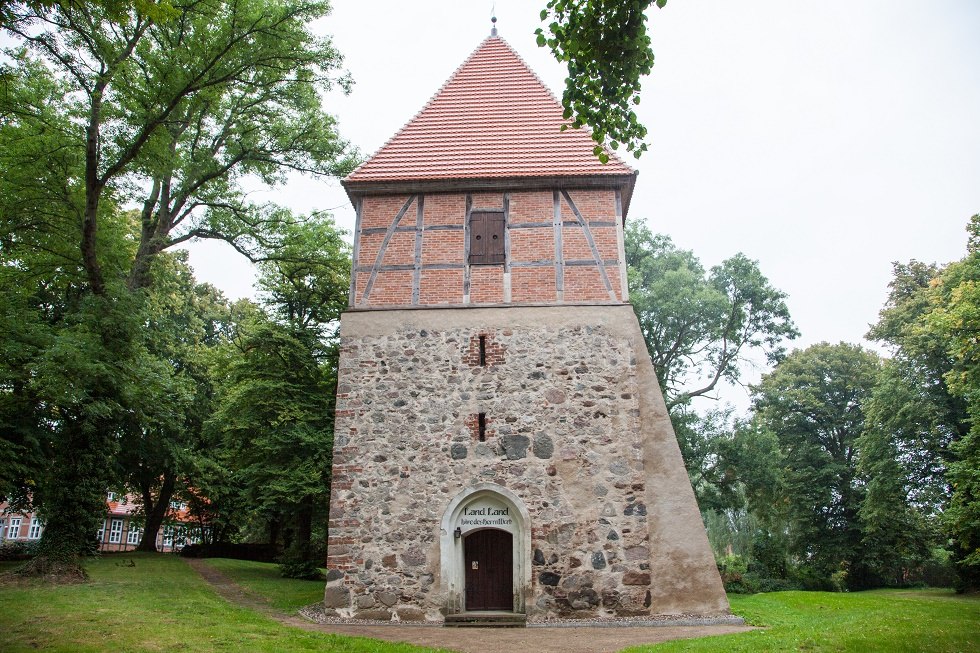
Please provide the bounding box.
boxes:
[0,553,443,653]
[201,557,326,611]
[627,589,979,653]
[1,554,977,652]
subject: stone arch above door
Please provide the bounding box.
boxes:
[439,484,531,615]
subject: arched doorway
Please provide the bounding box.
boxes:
[464,529,513,611]
[440,483,531,615]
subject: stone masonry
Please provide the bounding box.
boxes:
[324,306,729,622]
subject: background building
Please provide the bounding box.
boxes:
[1,493,201,553]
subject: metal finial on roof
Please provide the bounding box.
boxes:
[491,13,497,37]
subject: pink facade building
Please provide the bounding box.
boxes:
[1,493,201,553]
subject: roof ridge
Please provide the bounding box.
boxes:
[345,34,634,184]
[488,37,630,170]
[346,36,501,180]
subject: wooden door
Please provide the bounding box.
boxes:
[464,529,513,611]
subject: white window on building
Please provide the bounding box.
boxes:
[127,526,141,545]
[173,526,187,549]
[97,520,106,542]
[0,519,6,539]
[28,517,42,539]
[8,517,22,539]
[109,519,123,544]
[163,525,173,548]
[107,491,116,502]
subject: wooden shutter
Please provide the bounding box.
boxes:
[469,210,505,265]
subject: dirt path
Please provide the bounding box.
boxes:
[184,558,753,653]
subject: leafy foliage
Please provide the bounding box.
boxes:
[671,407,741,512]
[255,211,351,339]
[752,342,882,589]
[857,218,980,590]
[199,210,348,567]
[25,291,145,567]
[116,251,235,550]
[536,0,666,160]
[0,0,355,568]
[921,215,980,589]
[625,222,798,408]
[3,0,355,293]
[207,318,336,563]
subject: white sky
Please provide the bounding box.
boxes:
[185,0,980,408]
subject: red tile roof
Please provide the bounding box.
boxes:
[106,494,194,522]
[344,36,635,184]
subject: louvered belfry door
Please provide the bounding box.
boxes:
[464,529,513,611]
[469,210,505,265]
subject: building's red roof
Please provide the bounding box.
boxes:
[107,495,193,522]
[344,35,635,184]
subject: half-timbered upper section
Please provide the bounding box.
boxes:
[342,35,638,309]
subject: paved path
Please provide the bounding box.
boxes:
[185,558,753,653]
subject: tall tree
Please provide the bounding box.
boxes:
[752,342,882,589]
[207,319,336,571]
[205,212,348,574]
[1,0,354,569]
[858,366,938,586]
[625,222,798,409]
[865,247,974,589]
[255,210,351,342]
[178,299,266,547]
[27,289,145,571]
[671,406,741,512]
[922,215,980,590]
[0,64,138,569]
[726,417,794,581]
[117,251,234,551]
[866,259,967,491]
[4,0,355,295]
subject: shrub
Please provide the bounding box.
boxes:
[921,547,958,588]
[277,558,323,581]
[0,541,37,561]
[179,543,280,562]
[718,554,756,593]
[754,576,799,593]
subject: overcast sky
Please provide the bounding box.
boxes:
[185,0,980,407]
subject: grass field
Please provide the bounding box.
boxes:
[1,554,977,652]
[625,588,979,653]
[0,553,443,653]
[201,557,326,611]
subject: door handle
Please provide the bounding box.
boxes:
[471,561,479,570]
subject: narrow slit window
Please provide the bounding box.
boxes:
[478,413,486,442]
[479,335,487,366]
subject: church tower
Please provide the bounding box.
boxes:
[324,32,730,624]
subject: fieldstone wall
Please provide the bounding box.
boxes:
[325,305,729,622]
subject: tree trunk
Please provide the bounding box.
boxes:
[135,473,176,552]
[296,497,314,560]
[128,178,163,291]
[82,85,107,297]
[268,516,282,549]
